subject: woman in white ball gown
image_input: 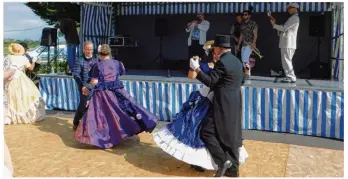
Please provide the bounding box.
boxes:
[4,43,45,124]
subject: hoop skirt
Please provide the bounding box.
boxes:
[153,87,248,170]
[4,55,45,125]
[74,59,158,149]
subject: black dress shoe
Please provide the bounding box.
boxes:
[191,165,205,172]
[224,164,239,177]
[214,160,232,177]
[225,170,239,177]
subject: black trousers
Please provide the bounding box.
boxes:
[200,108,240,170]
[73,90,89,126]
[188,40,204,59]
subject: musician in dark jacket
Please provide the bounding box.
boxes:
[230,13,243,57]
[190,35,244,177]
[56,18,80,73]
[72,41,98,130]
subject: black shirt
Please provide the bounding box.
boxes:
[233,23,241,38]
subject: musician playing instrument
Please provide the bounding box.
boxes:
[270,3,299,83]
[237,6,258,77]
[186,12,210,60]
[230,13,243,56]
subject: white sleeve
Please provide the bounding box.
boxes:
[24,56,31,68]
[197,21,210,32]
[273,16,299,32]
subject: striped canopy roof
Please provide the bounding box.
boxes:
[115,2,331,16]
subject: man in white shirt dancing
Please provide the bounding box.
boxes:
[270,3,300,83]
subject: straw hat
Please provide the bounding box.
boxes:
[8,43,25,56]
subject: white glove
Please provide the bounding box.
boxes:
[190,58,200,70]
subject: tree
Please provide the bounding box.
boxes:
[25,2,80,25]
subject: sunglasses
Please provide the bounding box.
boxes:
[243,14,248,16]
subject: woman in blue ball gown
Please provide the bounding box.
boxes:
[74,44,157,149]
[153,41,248,171]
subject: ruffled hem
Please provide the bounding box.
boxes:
[5,97,46,125]
[153,126,217,170]
[153,126,249,170]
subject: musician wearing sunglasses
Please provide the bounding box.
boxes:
[237,6,258,77]
[270,3,299,83]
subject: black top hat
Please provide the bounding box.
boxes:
[214,35,232,48]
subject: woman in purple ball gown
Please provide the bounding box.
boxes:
[74,44,158,149]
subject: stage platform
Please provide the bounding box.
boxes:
[38,70,344,140]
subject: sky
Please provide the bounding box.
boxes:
[4,2,53,40]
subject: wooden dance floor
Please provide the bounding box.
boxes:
[4,112,343,177]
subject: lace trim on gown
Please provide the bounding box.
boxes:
[153,126,249,170]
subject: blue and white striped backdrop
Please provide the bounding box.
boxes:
[80,3,114,53]
[331,2,344,81]
[39,77,344,140]
[116,2,331,16]
[241,87,344,140]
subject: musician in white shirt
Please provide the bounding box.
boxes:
[270,3,300,83]
[186,13,210,59]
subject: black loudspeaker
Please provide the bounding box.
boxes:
[40,28,58,46]
[155,18,169,37]
[309,15,325,37]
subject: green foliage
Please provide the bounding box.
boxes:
[38,61,68,74]
[25,2,80,25]
[3,39,40,55]
[4,39,68,75]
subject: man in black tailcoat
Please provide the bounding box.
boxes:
[190,35,244,177]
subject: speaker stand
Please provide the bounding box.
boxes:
[315,36,321,65]
[305,36,323,79]
[150,36,171,78]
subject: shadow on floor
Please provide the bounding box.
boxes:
[44,111,344,151]
[105,140,214,177]
[34,116,99,150]
[35,116,213,177]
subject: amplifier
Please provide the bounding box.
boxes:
[109,36,134,47]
